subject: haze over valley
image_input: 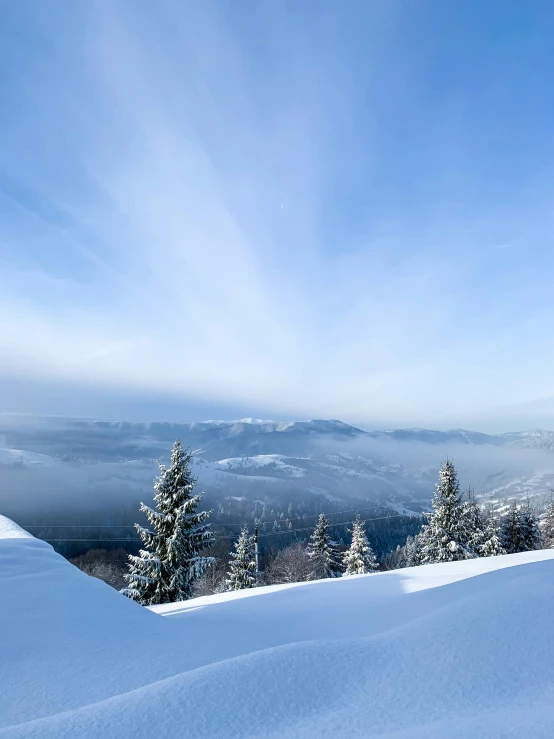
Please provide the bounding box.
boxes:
[3,414,554,525]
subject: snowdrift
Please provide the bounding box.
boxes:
[2,514,554,738]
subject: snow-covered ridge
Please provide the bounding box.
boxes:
[0,514,34,539]
[4,413,554,447]
[2,514,554,738]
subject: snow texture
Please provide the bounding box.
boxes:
[0,514,34,538]
[2,514,554,738]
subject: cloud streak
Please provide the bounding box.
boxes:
[2,1,554,428]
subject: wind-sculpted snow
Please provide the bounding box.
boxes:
[2,516,554,737]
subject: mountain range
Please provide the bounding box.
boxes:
[2,415,554,519]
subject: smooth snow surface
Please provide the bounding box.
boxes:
[0,514,34,538]
[2,517,554,738]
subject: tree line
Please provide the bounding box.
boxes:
[225,509,380,590]
[397,459,550,567]
[114,441,554,606]
[121,440,382,605]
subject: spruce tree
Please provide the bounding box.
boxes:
[480,517,506,557]
[499,501,542,553]
[343,514,379,575]
[462,488,487,556]
[520,500,542,551]
[500,502,541,554]
[307,513,343,579]
[500,503,525,554]
[226,526,257,590]
[122,440,214,605]
[419,460,476,564]
[404,534,423,567]
[542,497,554,549]
[394,544,405,569]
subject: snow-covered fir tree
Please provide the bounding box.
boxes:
[404,534,423,567]
[226,525,257,591]
[307,513,343,579]
[462,488,487,555]
[393,544,404,567]
[500,503,526,554]
[500,501,541,554]
[343,514,379,575]
[419,460,476,564]
[122,440,214,606]
[520,500,542,551]
[480,517,506,557]
[541,497,554,549]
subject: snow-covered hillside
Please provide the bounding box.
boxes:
[0,447,59,466]
[2,515,554,738]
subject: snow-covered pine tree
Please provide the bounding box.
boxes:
[519,500,542,551]
[500,501,541,553]
[404,534,423,567]
[402,536,414,567]
[307,513,343,579]
[394,544,405,569]
[480,516,506,557]
[500,503,526,554]
[462,487,487,556]
[343,514,379,575]
[226,525,257,591]
[419,460,476,564]
[122,440,214,606]
[541,496,554,549]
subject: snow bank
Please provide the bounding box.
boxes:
[1,515,554,738]
[0,514,34,539]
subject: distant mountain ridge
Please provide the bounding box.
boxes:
[4,413,554,452]
[2,415,554,517]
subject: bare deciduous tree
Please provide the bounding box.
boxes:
[71,548,129,590]
[193,538,232,596]
[265,543,313,584]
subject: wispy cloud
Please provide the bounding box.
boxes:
[1,1,554,428]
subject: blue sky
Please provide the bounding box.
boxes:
[1,0,554,430]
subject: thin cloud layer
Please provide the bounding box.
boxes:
[1,1,554,428]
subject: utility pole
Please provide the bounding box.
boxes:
[254,523,259,584]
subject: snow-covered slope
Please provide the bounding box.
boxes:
[0,447,59,466]
[2,514,554,738]
[501,429,554,450]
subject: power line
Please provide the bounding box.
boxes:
[23,525,137,529]
[35,513,408,543]
[24,513,406,532]
[255,513,407,535]
[42,538,142,543]
[215,505,413,527]
[21,505,417,530]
